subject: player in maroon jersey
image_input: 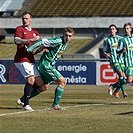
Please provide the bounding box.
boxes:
[14,11,47,111]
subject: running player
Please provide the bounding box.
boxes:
[26,27,74,110]
[116,22,133,89]
[103,24,127,98]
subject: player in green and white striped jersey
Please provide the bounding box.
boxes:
[26,27,74,110]
[116,22,133,90]
[103,24,127,98]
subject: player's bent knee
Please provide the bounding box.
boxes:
[55,77,66,88]
[126,79,132,83]
[127,80,132,83]
[35,76,45,86]
[60,78,66,87]
[41,84,49,91]
[26,76,35,85]
[63,79,66,86]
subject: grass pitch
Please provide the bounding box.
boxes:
[0,38,92,58]
[0,84,133,133]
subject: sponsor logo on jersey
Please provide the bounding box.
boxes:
[33,33,36,37]
[112,43,118,50]
[129,44,133,50]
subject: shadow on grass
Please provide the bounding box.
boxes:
[116,111,133,115]
[0,107,21,110]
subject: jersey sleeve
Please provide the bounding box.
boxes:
[41,38,55,47]
[116,39,124,53]
[103,39,108,52]
[14,26,23,39]
[33,29,40,37]
[26,36,62,53]
[42,36,62,47]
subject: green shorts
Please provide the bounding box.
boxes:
[120,63,126,72]
[111,62,121,73]
[125,67,133,76]
[38,65,62,84]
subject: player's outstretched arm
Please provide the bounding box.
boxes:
[32,46,49,55]
[26,39,44,52]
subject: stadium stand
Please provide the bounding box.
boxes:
[26,0,133,17]
[0,0,24,17]
[1,0,132,59]
[14,0,36,16]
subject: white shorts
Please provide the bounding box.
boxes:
[15,62,41,78]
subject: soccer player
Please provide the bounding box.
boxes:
[116,22,133,88]
[103,24,127,98]
[14,11,46,111]
[26,27,74,110]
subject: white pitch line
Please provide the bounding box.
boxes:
[0,111,32,116]
[65,103,104,109]
[0,101,132,117]
[108,100,133,104]
[0,103,104,117]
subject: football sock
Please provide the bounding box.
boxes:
[20,96,24,102]
[23,82,34,107]
[29,83,41,99]
[112,77,126,89]
[119,76,126,84]
[53,86,64,106]
[120,84,125,93]
[112,82,120,88]
[33,82,40,91]
[30,88,43,99]
[114,87,120,93]
[20,82,40,102]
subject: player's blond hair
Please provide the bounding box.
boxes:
[123,22,132,28]
[64,27,74,34]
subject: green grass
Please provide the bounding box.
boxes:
[0,85,133,133]
[0,38,92,58]
[63,38,92,54]
[0,44,16,58]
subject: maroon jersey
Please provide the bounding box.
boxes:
[14,25,40,63]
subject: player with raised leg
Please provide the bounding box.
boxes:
[26,27,74,110]
[103,24,127,98]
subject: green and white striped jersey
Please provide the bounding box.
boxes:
[103,35,122,64]
[117,34,133,67]
[27,36,68,66]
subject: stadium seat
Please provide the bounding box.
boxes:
[28,0,133,17]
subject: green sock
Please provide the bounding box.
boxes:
[119,76,126,84]
[112,82,120,88]
[114,87,120,93]
[30,89,42,99]
[120,84,125,93]
[112,76,125,89]
[53,86,64,106]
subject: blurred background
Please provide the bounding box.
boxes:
[0,0,133,59]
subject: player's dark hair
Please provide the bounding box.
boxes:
[22,11,32,18]
[109,24,117,30]
[64,27,74,34]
